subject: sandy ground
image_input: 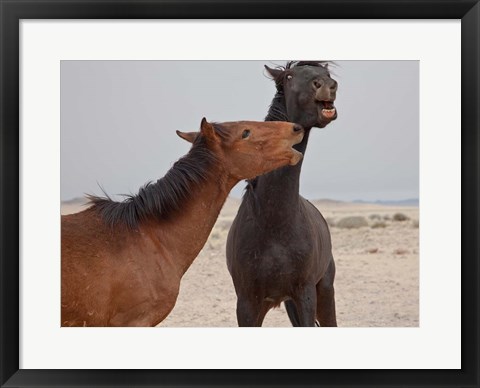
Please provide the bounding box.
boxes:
[61,198,419,327]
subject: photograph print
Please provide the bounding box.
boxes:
[60,60,419,327]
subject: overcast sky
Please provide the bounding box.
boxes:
[61,60,418,202]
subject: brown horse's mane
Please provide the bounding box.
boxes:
[87,124,228,229]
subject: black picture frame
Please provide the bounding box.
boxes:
[1,1,478,387]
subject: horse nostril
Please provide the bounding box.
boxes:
[313,80,323,89]
[330,81,338,91]
[293,124,303,133]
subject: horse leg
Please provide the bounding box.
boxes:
[236,295,268,327]
[316,259,338,327]
[292,285,317,327]
[284,300,301,327]
[256,303,274,326]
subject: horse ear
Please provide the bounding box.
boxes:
[264,65,284,81]
[200,117,219,142]
[176,130,199,144]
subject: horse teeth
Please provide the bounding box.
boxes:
[322,108,336,118]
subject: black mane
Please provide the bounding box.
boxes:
[285,60,331,69]
[87,126,225,229]
[264,91,288,122]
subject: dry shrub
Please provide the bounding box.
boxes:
[383,214,391,221]
[371,221,387,229]
[337,216,368,229]
[369,214,382,220]
[393,213,409,221]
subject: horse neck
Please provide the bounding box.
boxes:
[145,165,234,275]
[249,93,312,216]
[265,91,312,155]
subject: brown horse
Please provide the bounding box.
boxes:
[61,118,304,327]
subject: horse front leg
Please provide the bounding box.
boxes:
[292,285,317,327]
[236,295,268,327]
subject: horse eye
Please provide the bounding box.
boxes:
[242,129,251,139]
[286,74,293,80]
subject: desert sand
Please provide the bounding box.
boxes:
[61,197,419,327]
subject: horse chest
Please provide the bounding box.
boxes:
[246,243,313,281]
[257,232,314,261]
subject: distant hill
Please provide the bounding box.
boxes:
[62,196,419,207]
[352,198,419,207]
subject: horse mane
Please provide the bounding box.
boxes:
[285,60,332,70]
[87,124,227,229]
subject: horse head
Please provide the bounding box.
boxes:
[265,61,338,129]
[177,118,304,180]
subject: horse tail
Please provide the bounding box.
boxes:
[284,300,320,327]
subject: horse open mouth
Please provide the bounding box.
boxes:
[293,130,304,145]
[289,148,304,165]
[318,101,337,121]
[288,130,304,165]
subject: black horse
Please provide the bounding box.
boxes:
[226,61,338,327]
